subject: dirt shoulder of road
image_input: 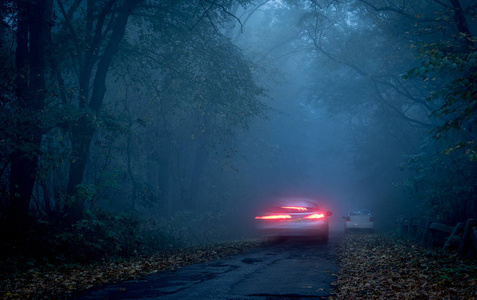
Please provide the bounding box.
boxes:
[329,233,477,299]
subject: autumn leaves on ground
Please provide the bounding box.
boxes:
[2,234,476,299]
[331,234,477,299]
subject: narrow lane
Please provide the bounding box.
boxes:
[74,233,342,299]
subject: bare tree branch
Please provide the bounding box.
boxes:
[56,0,82,67]
[203,0,244,33]
[357,0,441,23]
[305,25,434,129]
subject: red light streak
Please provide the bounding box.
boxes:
[255,215,292,220]
[305,213,325,219]
[281,206,307,211]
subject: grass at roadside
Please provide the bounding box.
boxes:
[330,233,477,299]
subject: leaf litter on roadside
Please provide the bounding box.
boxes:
[328,234,477,299]
[0,240,266,299]
[3,235,476,299]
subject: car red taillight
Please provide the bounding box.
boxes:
[255,215,292,220]
[345,216,350,222]
[304,213,325,219]
[281,206,308,211]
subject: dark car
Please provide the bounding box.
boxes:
[255,197,332,242]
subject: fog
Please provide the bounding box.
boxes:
[217,3,420,234]
[2,0,475,252]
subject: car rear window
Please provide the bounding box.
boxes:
[350,210,371,216]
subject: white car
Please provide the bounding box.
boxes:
[255,198,332,242]
[344,209,374,233]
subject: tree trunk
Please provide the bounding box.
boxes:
[66,118,95,220]
[8,0,50,236]
[188,144,207,212]
[65,0,144,222]
[449,0,472,37]
[156,132,171,215]
[127,129,138,211]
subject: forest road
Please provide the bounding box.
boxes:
[73,233,342,300]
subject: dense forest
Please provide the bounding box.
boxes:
[1,0,476,265]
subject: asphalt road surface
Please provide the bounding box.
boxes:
[74,233,342,299]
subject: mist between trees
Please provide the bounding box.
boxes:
[0,0,476,263]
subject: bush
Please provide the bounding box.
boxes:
[140,210,254,250]
[0,210,144,270]
[54,210,143,262]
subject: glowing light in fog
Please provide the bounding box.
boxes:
[305,213,325,219]
[255,215,292,220]
[281,206,307,211]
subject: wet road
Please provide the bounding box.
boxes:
[74,233,342,299]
